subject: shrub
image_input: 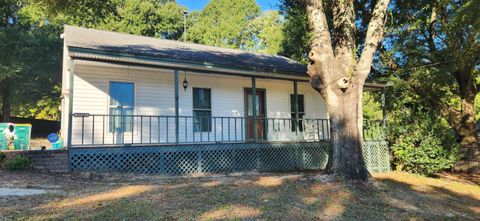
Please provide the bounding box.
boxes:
[391,130,459,175]
[0,152,5,163]
[385,78,461,175]
[6,155,31,171]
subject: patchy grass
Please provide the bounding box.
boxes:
[0,170,478,220]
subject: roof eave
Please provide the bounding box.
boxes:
[67,46,390,90]
[68,46,309,81]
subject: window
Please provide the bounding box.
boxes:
[109,82,134,133]
[290,94,305,132]
[193,88,211,132]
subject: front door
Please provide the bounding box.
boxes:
[245,89,266,141]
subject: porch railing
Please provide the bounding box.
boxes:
[70,113,385,146]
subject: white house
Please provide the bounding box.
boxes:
[61,26,389,174]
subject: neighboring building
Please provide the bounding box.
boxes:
[61,26,389,174]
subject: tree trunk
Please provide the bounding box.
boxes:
[458,91,477,147]
[305,0,390,181]
[324,85,369,180]
[453,71,478,147]
[0,81,11,122]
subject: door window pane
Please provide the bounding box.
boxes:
[109,82,134,132]
[110,82,134,107]
[247,94,261,116]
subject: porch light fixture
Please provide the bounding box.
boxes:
[183,71,188,91]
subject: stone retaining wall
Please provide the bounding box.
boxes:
[1,150,68,173]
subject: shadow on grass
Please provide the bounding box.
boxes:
[10,172,480,220]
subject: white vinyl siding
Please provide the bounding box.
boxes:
[68,61,328,145]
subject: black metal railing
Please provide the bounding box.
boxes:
[363,120,387,141]
[70,113,331,146]
[70,113,386,146]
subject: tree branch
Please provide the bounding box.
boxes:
[427,4,438,53]
[332,0,356,74]
[306,0,338,85]
[355,0,390,81]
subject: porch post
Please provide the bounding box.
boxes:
[174,70,180,144]
[251,76,258,142]
[66,59,75,172]
[381,89,386,122]
[293,80,299,133]
[66,59,75,150]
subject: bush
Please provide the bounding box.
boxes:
[6,155,31,171]
[0,152,5,163]
[391,128,459,175]
[388,111,460,175]
[385,77,461,175]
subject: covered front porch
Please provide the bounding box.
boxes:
[65,60,389,174]
[62,26,389,174]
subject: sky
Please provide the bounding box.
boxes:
[176,0,281,11]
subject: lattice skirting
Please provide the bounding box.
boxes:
[69,141,390,174]
[364,141,390,173]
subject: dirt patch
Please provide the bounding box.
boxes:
[433,172,480,186]
[0,170,478,220]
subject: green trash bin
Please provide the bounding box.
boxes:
[0,123,31,150]
[13,124,31,150]
[0,123,8,150]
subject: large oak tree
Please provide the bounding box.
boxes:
[305,0,390,180]
[389,0,479,149]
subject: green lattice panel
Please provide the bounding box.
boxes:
[69,141,389,174]
[69,142,331,174]
[363,141,390,173]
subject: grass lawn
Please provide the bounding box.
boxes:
[0,170,478,220]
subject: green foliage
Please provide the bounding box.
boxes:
[6,155,31,171]
[390,115,459,175]
[187,0,261,49]
[385,0,480,143]
[14,85,61,120]
[278,0,310,63]
[363,92,383,120]
[241,10,284,55]
[386,77,460,175]
[98,0,186,39]
[0,17,62,120]
[0,152,5,163]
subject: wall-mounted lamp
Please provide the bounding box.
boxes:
[182,71,188,91]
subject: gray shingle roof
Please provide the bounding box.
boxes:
[64,25,307,77]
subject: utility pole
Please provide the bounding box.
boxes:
[183,10,188,42]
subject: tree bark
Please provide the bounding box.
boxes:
[306,0,389,181]
[458,89,477,147]
[454,71,478,147]
[324,84,369,180]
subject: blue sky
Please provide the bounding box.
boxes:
[176,0,281,11]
